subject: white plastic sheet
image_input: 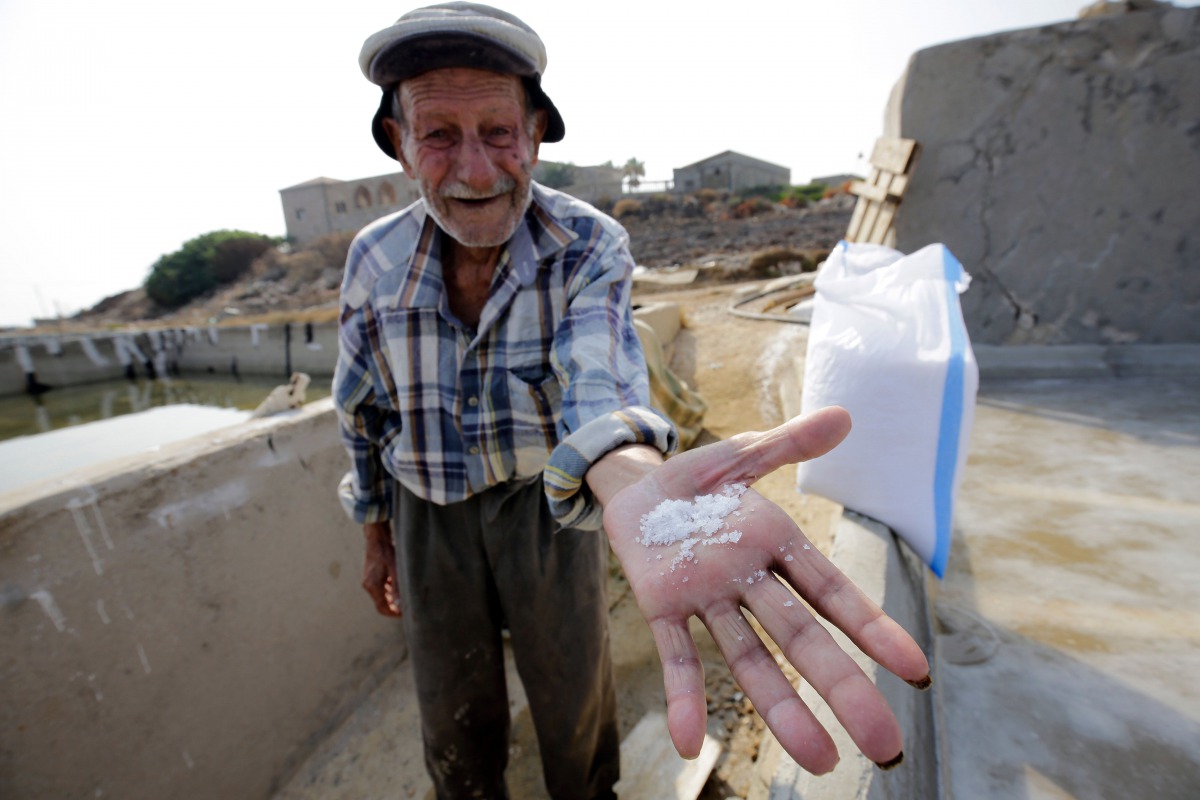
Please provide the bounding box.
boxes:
[796,241,977,577]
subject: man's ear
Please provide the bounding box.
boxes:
[382,117,415,178]
[529,109,548,165]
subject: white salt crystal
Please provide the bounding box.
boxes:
[784,600,795,607]
[638,484,750,573]
[638,483,747,546]
[784,554,794,562]
[803,544,812,550]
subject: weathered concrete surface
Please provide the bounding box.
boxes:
[0,322,339,398]
[974,342,1200,378]
[888,7,1200,346]
[0,400,405,799]
[938,376,1200,798]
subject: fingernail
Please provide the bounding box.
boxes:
[874,751,904,771]
[906,675,932,691]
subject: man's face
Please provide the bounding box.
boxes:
[385,68,546,249]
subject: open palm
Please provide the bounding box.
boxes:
[603,407,930,774]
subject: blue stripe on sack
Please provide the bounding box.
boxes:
[931,248,967,578]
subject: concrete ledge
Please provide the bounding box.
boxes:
[975,344,1200,380]
[749,511,940,800]
[0,322,340,398]
[0,401,404,799]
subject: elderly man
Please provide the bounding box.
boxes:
[334,4,930,798]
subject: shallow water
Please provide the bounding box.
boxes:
[0,375,331,443]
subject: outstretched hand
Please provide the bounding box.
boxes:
[598,407,930,774]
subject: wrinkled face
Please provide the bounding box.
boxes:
[385,68,546,249]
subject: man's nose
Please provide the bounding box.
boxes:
[454,135,500,188]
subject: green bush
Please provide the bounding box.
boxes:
[737,184,787,201]
[145,230,277,308]
[786,182,828,204]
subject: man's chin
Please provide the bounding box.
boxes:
[434,194,529,248]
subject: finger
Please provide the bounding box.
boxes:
[385,555,402,615]
[383,576,403,617]
[747,575,903,765]
[703,601,839,775]
[778,539,930,684]
[722,406,852,484]
[363,564,400,617]
[648,616,708,759]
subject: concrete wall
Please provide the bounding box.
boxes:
[0,399,404,799]
[0,323,340,398]
[887,7,1200,345]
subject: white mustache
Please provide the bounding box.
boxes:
[441,177,517,200]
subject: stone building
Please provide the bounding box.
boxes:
[279,173,421,245]
[672,150,791,194]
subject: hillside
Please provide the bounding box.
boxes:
[68,193,854,330]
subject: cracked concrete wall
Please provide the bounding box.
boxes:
[886,7,1200,345]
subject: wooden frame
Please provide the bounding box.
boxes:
[845,138,921,246]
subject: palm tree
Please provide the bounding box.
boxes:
[622,157,645,191]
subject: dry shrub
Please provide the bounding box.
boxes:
[693,188,726,205]
[823,180,856,200]
[612,198,642,219]
[746,248,818,276]
[730,197,773,219]
[253,231,355,286]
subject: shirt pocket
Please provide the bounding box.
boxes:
[505,364,562,475]
[506,364,561,428]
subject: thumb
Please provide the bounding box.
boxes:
[676,406,852,493]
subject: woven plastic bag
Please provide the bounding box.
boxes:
[796,241,977,577]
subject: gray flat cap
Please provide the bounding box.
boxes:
[360,2,565,158]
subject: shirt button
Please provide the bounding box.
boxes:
[469,446,480,455]
[467,396,479,407]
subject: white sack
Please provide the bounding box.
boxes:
[796,241,977,577]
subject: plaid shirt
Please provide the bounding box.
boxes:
[334,183,676,530]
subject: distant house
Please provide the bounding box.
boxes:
[279,173,421,245]
[672,151,791,194]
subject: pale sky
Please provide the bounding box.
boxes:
[2,0,1187,328]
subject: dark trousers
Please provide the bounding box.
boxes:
[393,478,619,800]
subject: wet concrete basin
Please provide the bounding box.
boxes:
[936,376,1200,799]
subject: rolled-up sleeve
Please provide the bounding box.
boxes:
[543,232,676,529]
